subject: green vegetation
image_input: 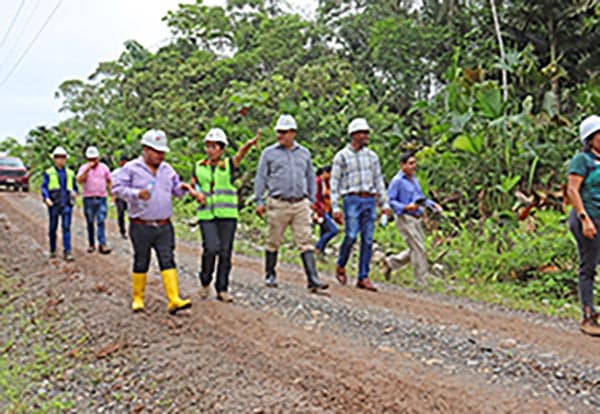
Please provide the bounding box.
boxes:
[4,0,600,317]
[0,273,75,412]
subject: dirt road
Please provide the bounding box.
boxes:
[1,192,598,412]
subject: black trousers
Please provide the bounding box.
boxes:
[199,218,237,293]
[116,198,127,235]
[129,221,175,273]
[568,209,600,317]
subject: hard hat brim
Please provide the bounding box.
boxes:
[143,143,169,153]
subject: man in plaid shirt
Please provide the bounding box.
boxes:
[330,118,391,292]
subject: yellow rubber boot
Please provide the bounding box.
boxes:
[160,268,192,314]
[131,273,147,312]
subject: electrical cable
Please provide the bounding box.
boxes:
[0,0,27,49]
[0,0,64,88]
[0,0,42,69]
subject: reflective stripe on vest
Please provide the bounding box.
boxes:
[46,167,74,191]
[195,159,239,220]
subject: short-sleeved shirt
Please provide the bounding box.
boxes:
[77,162,111,197]
[568,151,600,218]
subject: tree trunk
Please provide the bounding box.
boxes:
[489,0,508,102]
[548,17,560,116]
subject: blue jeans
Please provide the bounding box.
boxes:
[316,213,339,252]
[48,205,72,253]
[83,197,107,246]
[336,195,376,280]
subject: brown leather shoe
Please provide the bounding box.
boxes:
[356,278,377,292]
[335,265,347,285]
[580,316,600,336]
[98,245,112,255]
[217,291,234,303]
[199,285,210,300]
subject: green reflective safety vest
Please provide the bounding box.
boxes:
[195,159,239,221]
[46,166,75,205]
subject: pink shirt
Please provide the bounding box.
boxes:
[77,162,111,197]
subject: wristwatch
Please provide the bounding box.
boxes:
[579,212,587,220]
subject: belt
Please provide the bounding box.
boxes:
[272,195,306,203]
[84,196,105,199]
[403,213,422,220]
[130,218,170,226]
[346,192,376,198]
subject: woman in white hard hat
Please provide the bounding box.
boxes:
[567,114,600,336]
[191,127,260,302]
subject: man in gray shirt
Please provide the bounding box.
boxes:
[254,114,328,292]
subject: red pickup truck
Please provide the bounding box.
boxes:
[0,156,29,191]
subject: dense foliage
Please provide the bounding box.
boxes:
[2,0,600,310]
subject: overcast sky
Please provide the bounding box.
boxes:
[0,0,227,143]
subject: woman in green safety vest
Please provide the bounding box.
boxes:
[191,127,260,302]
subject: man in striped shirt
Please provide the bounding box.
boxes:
[330,118,390,292]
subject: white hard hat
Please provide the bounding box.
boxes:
[141,129,169,152]
[580,115,600,144]
[274,114,297,131]
[51,146,68,158]
[204,128,228,146]
[85,146,99,158]
[348,118,370,135]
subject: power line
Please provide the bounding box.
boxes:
[0,0,64,88]
[0,0,27,49]
[0,0,42,69]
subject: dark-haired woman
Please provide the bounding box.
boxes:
[567,115,600,336]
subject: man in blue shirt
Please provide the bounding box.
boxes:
[384,151,441,285]
[41,146,78,261]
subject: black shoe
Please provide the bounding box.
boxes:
[49,251,56,259]
[121,233,127,240]
[301,250,328,292]
[265,251,278,288]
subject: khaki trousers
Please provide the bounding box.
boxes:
[386,214,429,283]
[266,197,313,252]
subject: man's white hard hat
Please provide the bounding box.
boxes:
[51,146,68,158]
[141,129,169,152]
[85,146,99,159]
[275,114,297,131]
[348,118,370,135]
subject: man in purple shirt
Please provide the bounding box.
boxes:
[112,129,200,314]
[77,146,113,254]
[384,151,442,286]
